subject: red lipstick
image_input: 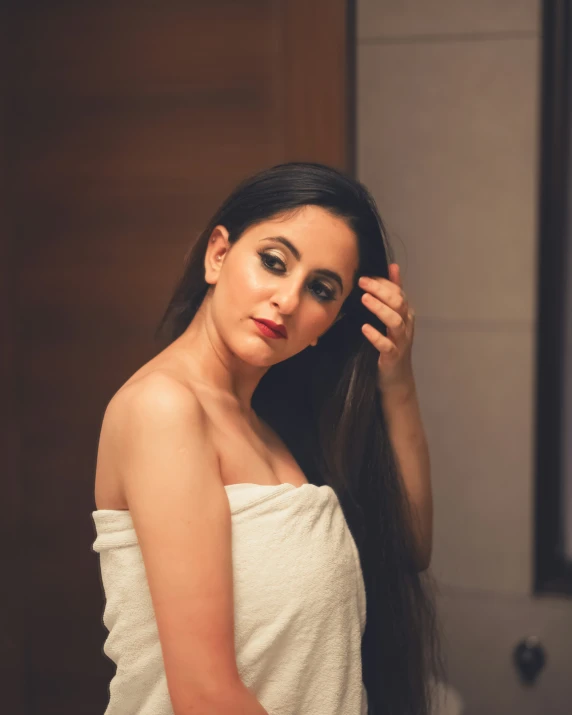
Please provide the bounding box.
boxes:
[252,318,287,339]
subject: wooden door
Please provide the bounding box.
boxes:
[0,1,354,713]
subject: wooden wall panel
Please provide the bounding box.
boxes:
[2,1,354,712]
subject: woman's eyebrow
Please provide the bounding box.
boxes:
[259,236,344,292]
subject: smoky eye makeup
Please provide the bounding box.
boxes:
[256,250,337,302]
[258,235,345,293]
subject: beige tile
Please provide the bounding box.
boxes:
[358,38,540,323]
[357,0,540,40]
[411,324,535,594]
[434,584,572,714]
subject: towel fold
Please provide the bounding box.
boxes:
[92,482,368,715]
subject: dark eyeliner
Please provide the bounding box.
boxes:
[257,250,336,302]
[258,250,285,272]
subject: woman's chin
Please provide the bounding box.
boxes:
[235,339,290,367]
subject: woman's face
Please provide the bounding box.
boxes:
[204,205,360,366]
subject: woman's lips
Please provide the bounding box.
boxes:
[252,319,286,339]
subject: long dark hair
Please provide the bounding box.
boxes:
[155,162,445,715]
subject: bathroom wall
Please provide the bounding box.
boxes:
[356,2,572,712]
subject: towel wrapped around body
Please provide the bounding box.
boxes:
[92,481,368,715]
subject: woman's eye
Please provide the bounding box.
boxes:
[310,281,335,302]
[258,251,335,302]
[259,252,285,272]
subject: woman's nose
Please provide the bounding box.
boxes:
[271,281,303,314]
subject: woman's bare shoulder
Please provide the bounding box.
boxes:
[104,368,211,441]
[115,367,197,405]
[95,368,213,510]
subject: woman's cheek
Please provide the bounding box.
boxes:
[226,256,255,298]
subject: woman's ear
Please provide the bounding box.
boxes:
[204,225,231,285]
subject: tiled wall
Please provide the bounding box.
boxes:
[357,2,572,713]
[358,0,539,596]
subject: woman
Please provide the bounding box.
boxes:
[92,162,444,715]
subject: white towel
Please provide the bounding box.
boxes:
[92,482,368,715]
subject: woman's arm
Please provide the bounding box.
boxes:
[379,377,433,572]
[102,375,269,715]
